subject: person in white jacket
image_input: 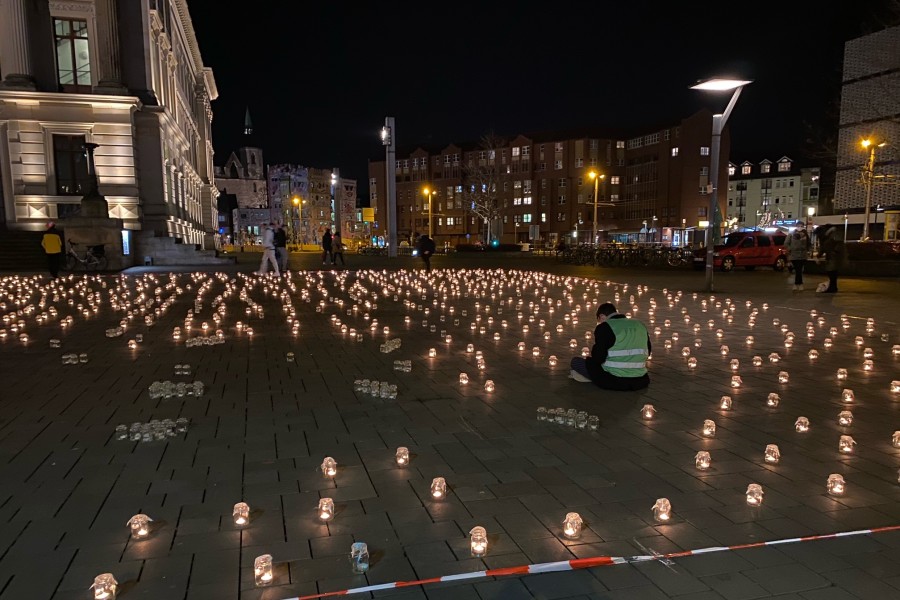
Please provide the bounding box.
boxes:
[257,222,280,276]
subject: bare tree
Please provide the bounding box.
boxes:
[461,133,507,244]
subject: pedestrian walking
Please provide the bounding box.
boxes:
[786,226,811,291]
[321,228,333,265]
[257,222,280,276]
[41,222,63,279]
[331,232,345,266]
[273,223,288,272]
[816,224,847,293]
[417,234,436,272]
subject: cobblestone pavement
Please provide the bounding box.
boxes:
[1,256,899,600]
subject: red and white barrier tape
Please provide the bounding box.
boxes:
[279,524,900,600]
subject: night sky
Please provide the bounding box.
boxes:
[187,1,898,191]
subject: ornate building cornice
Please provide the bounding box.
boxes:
[49,1,95,15]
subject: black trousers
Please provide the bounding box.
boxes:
[47,253,61,278]
[791,259,806,285]
[826,271,839,292]
[332,252,344,265]
[421,254,431,271]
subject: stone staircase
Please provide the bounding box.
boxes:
[134,233,236,267]
[0,228,48,271]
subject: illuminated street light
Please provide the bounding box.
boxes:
[423,186,434,239]
[861,137,887,242]
[292,196,305,244]
[588,171,606,246]
[691,77,752,292]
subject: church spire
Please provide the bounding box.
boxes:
[243,107,253,136]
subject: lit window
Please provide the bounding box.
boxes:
[541,212,547,223]
[512,147,520,157]
[554,161,563,170]
[728,165,735,176]
[616,141,625,149]
[761,163,771,173]
[778,160,791,172]
[700,147,710,156]
[741,165,751,175]
[523,214,532,223]
[610,176,619,185]
[671,147,679,157]
[53,18,91,93]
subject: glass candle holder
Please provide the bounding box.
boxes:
[562,512,583,539]
[321,457,337,477]
[587,415,600,430]
[730,359,740,371]
[233,502,250,526]
[127,514,152,539]
[428,347,436,358]
[719,395,732,410]
[808,349,819,360]
[795,416,810,432]
[395,446,410,466]
[730,375,742,388]
[838,411,853,426]
[745,483,764,506]
[695,450,711,470]
[778,371,789,384]
[641,404,656,420]
[254,554,274,586]
[687,357,698,369]
[746,336,755,345]
[839,435,856,453]
[863,359,873,371]
[518,341,527,351]
[766,393,780,408]
[469,526,488,556]
[664,340,673,350]
[350,541,370,573]
[91,573,118,600]
[652,497,672,522]
[891,381,900,393]
[841,389,855,403]
[836,368,848,380]
[892,431,900,448]
[768,353,780,363]
[459,372,469,385]
[484,380,495,392]
[702,419,716,437]
[720,345,729,356]
[681,346,691,357]
[430,477,447,499]
[581,347,590,358]
[752,355,763,367]
[318,497,335,521]
[826,473,845,495]
[764,444,780,464]
[548,355,558,367]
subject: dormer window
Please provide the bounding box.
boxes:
[777,160,791,172]
[761,163,771,174]
[741,165,751,175]
[728,165,736,176]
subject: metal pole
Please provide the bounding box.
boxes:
[592,175,599,246]
[703,86,743,293]
[862,146,875,242]
[384,117,397,258]
[428,191,433,239]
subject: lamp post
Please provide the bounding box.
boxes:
[423,186,434,239]
[806,206,815,231]
[861,138,886,242]
[588,171,605,246]
[381,118,397,258]
[651,215,658,244]
[691,77,752,292]
[292,196,305,244]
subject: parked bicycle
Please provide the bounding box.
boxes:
[65,240,108,271]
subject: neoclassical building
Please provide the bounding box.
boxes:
[0,0,218,247]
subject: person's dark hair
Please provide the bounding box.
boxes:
[596,302,617,318]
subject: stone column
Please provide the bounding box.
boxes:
[0,0,36,89]
[94,0,126,93]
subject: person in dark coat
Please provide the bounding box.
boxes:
[569,302,651,391]
[321,229,333,265]
[273,224,288,272]
[417,234,436,271]
[817,224,847,293]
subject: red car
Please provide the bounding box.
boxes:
[693,230,788,271]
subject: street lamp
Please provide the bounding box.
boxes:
[422,186,435,239]
[692,76,752,292]
[588,171,606,246]
[861,137,886,242]
[292,196,305,244]
[806,206,815,231]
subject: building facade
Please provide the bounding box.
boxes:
[726,158,820,228]
[834,24,899,213]
[367,110,729,248]
[267,164,358,245]
[214,146,267,244]
[0,0,218,246]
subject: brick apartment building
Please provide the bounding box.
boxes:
[367,109,729,248]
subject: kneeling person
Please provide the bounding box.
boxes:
[570,302,650,391]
